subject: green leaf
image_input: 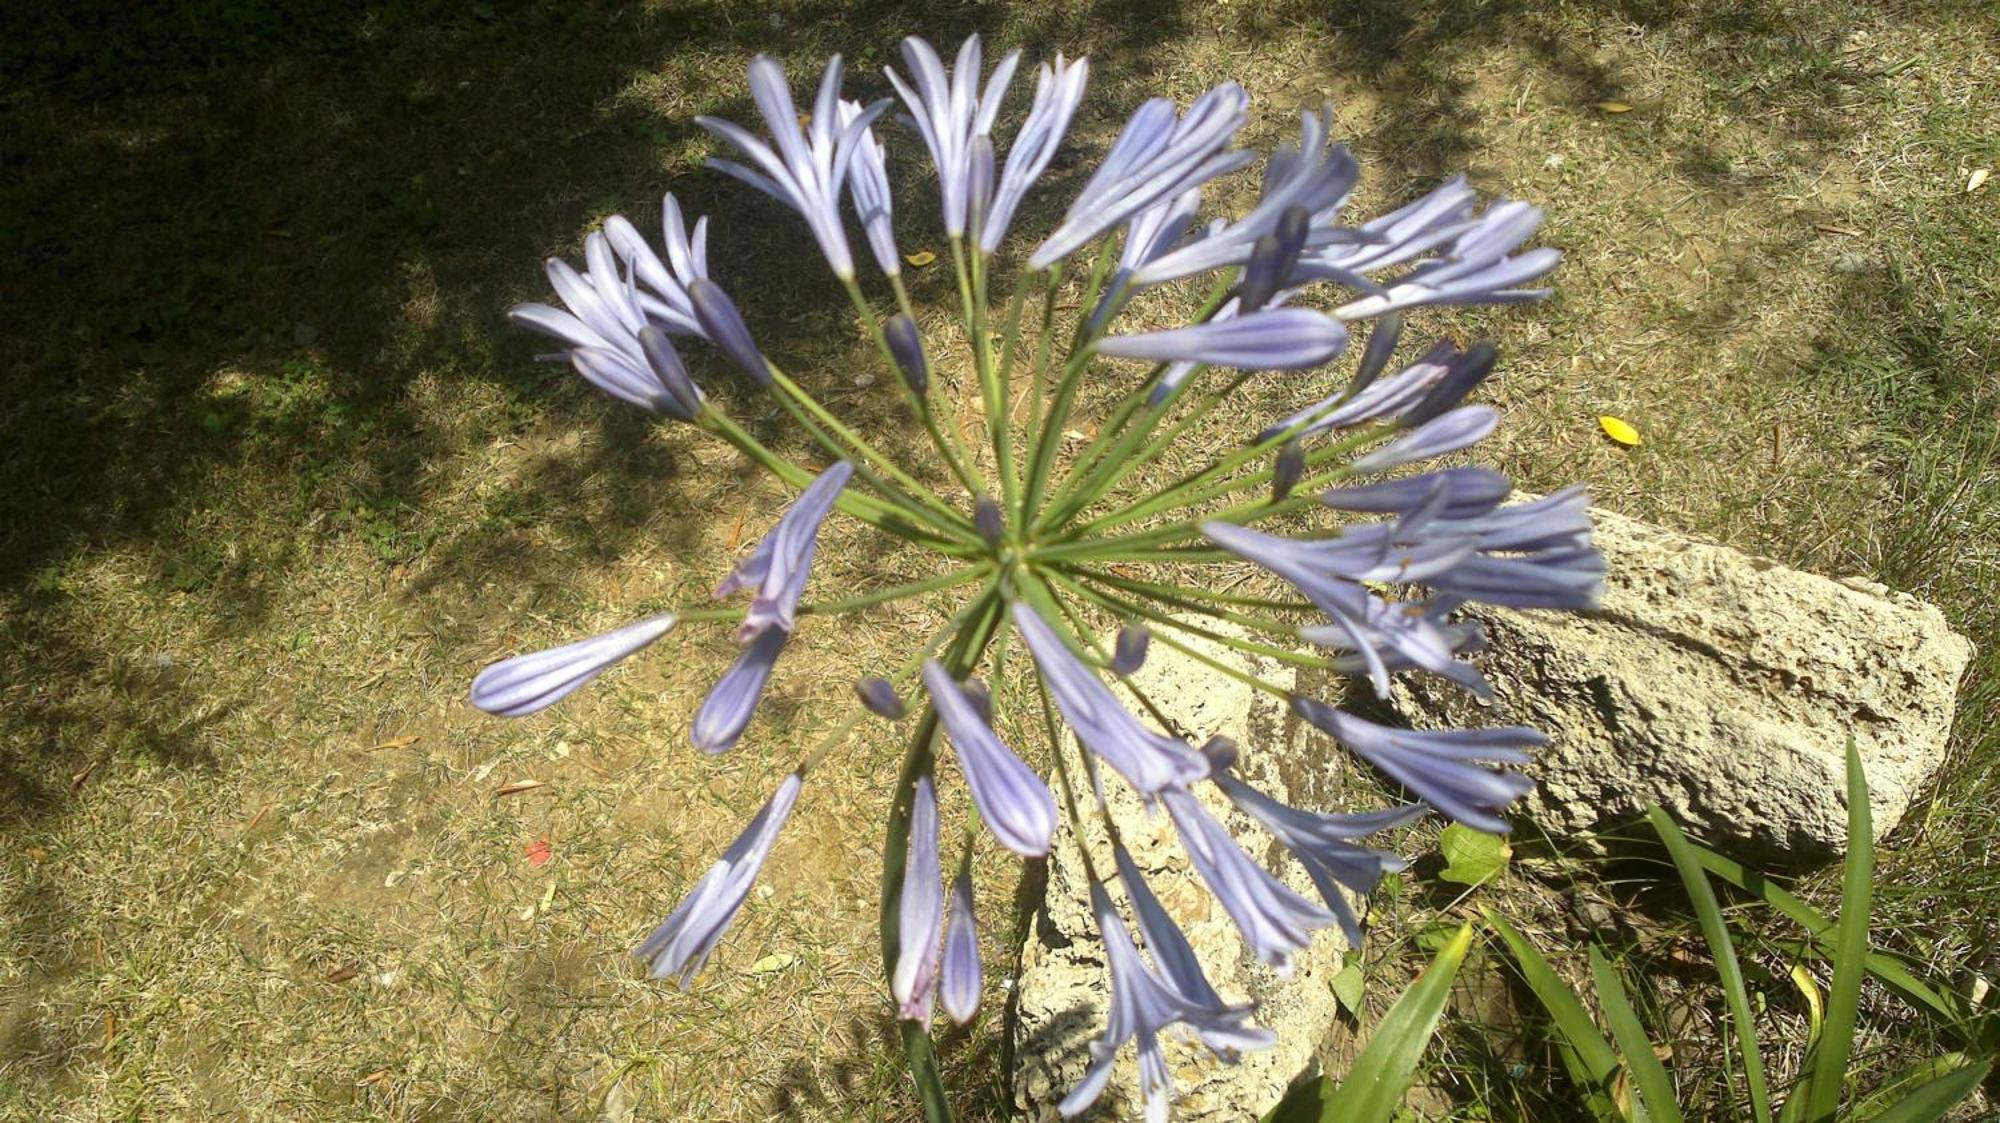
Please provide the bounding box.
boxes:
[1591,946,1684,1123]
[1848,1054,1979,1121]
[1862,1057,1991,1123]
[1332,958,1367,1016]
[1486,910,1623,1121]
[1438,823,1512,886]
[1318,923,1475,1123]
[1799,739,1873,1122]
[1649,808,1774,1123]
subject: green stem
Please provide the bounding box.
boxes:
[844,277,985,500]
[1052,570,1336,672]
[805,563,992,617]
[766,365,974,535]
[1076,570,1306,638]
[1022,241,1119,524]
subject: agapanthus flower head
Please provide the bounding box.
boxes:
[481,37,1597,1119]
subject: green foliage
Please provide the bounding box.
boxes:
[1485,748,1992,1122]
[1265,924,1476,1123]
[1437,823,1512,886]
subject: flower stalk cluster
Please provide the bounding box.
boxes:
[473,34,1597,1121]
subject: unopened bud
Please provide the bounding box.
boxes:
[884,314,929,395]
[1110,625,1150,676]
[1272,441,1306,501]
[856,676,907,720]
[962,678,993,724]
[687,279,770,386]
[974,497,1005,548]
[1199,734,1240,773]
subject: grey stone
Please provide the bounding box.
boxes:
[1392,503,1973,860]
[1012,629,1353,1121]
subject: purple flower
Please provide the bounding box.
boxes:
[837,98,901,277]
[1130,108,1359,286]
[1098,307,1349,371]
[600,194,711,338]
[1059,882,1275,1120]
[1256,337,1459,441]
[1032,83,1255,270]
[893,777,944,1021]
[634,770,803,985]
[887,35,1020,240]
[1110,625,1151,676]
[856,675,907,719]
[1292,175,1483,291]
[691,461,853,753]
[1349,404,1499,473]
[1162,789,1334,973]
[690,627,789,754]
[714,461,855,641]
[1011,603,1210,798]
[940,871,983,1024]
[687,278,771,386]
[510,238,704,418]
[1302,591,1492,698]
[470,613,679,717]
[1332,200,1559,320]
[1112,845,1217,1007]
[697,55,890,279]
[1293,700,1540,834]
[922,660,1057,857]
[1320,468,1513,521]
[1203,747,1420,944]
[979,52,1089,254]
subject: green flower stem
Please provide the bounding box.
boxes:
[1075,567,1313,613]
[765,365,975,535]
[880,585,1004,1123]
[994,267,1036,514]
[1069,418,1395,538]
[957,236,1019,513]
[1076,570,1306,638]
[843,276,986,500]
[699,408,976,556]
[1034,272,1237,529]
[803,562,994,617]
[1023,264,1064,519]
[1052,570,1336,672]
[1021,241,1119,522]
[1045,367,1247,529]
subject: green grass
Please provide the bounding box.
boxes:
[2,0,1996,1119]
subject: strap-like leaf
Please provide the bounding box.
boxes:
[1648,807,1774,1123]
[1861,1056,1991,1123]
[1590,945,1684,1123]
[1318,922,1475,1123]
[1798,739,1873,1121]
[1486,910,1622,1121]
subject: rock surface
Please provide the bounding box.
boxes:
[1392,502,1973,860]
[1012,629,1360,1121]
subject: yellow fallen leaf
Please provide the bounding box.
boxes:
[1596,101,1633,114]
[903,249,937,267]
[364,734,420,752]
[1598,415,1642,446]
[1969,168,1991,194]
[748,952,797,974]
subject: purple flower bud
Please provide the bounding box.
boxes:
[1349,404,1498,473]
[1271,440,1306,501]
[940,871,983,1024]
[1110,624,1151,676]
[637,326,705,418]
[887,35,1020,240]
[961,677,994,724]
[883,313,929,394]
[470,613,678,717]
[634,771,802,986]
[923,661,1056,857]
[892,777,944,1021]
[856,675,907,720]
[690,627,788,754]
[1398,341,1499,427]
[714,461,854,642]
[974,497,1005,548]
[687,279,770,386]
[1099,306,1349,371]
[1321,468,1512,520]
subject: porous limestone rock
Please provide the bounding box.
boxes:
[1393,503,1973,860]
[1012,629,1363,1121]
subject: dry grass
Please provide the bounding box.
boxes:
[2,0,1995,1120]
